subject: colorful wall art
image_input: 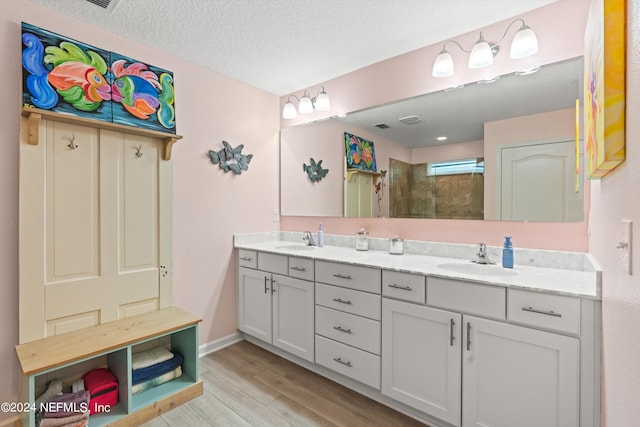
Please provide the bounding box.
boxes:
[345,132,377,172]
[21,22,176,134]
[584,0,625,178]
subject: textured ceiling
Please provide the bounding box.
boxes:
[28,0,558,95]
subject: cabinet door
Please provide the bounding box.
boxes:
[238,267,272,342]
[272,275,315,362]
[382,299,462,426]
[462,316,579,427]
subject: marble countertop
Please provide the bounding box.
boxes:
[234,235,601,299]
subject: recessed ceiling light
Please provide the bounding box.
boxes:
[436,136,448,141]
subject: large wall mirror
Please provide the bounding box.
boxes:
[280,56,585,222]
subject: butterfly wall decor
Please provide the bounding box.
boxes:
[208,140,253,174]
[303,158,329,182]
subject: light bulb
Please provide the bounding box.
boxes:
[510,25,538,59]
[432,49,454,77]
[314,88,330,111]
[468,33,493,69]
[282,101,297,119]
[298,92,313,114]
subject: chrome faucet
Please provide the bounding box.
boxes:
[473,243,495,264]
[302,231,317,246]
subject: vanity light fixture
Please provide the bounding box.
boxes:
[282,86,331,119]
[432,18,539,78]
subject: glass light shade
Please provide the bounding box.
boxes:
[510,25,538,59]
[432,49,454,77]
[282,101,297,119]
[468,37,493,69]
[314,89,331,111]
[298,93,314,114]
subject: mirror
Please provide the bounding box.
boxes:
[280,57,585,222]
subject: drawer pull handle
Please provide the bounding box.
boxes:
[333,357,352,367]
[466,322,472,351]
[522,306,562,318]
[332,298,352,305]
[388,283,412,291]
[450,318,455,347]
[333,273,352,280]
[239,256,252,261]
[291,266,306,272]
[264,276,269,294]
[333,326,352,334]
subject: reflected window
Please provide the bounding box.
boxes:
[427,158,484,176]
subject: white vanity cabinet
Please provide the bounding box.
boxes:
[314,260,382,389]
[236,244,600,427]
[381,298,462,426]
[462,315,579,427]
[238,253,315,363]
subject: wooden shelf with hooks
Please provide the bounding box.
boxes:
[21,107,182,160]
[346,168,383,182]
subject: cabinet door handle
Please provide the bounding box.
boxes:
[264,276,269,294]
[239,256,252,261]
[332,298,352,305]
[450,318,455,346]
[333,326,352,334]
[333,273,352,280]
[521,306,562,317]
[333,357,352,367]
[271,277,276,294]
[388,283,412,291]
[466,322,472,351]
[291,266,306,272]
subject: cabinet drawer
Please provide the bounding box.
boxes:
[382,270,426,304]
[238,249,257,269]
[315,335,381,390]
[316,260,381,294]
[316,283,381,320]
[288,257,314,281]
[428,277,505,320]
[507,289,580,335]
[316,305,381,355]
[257,252,288,275]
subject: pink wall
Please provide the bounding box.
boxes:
[0,0,279,417]
[590,0,640,425]
[281,120,411,217]
[411,139,484,165]
[280,0,591,252]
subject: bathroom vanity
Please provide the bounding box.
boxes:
[235,232,600,427]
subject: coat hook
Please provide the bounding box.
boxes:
[135,145,143,158]
[67,135,78,150]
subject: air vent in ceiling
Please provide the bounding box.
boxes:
[373,123,390,129]
[398,115,421,124]
[84,0,122,12]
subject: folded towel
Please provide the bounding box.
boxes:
[132,353,183,385]
[132,346,174,370]
[71,379,84,393]
[132,365,182,395]
[44,390,90,418]
[40,411,89,427]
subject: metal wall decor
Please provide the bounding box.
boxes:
[208,140,253,174]
[303,158,329,182]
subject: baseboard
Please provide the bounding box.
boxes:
[198,332,243,358]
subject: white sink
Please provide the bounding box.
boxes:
[437,262,517,277]
[274,244,317,251]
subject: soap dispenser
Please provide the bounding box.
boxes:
[502,236,514,268]
[317,223,324,247]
